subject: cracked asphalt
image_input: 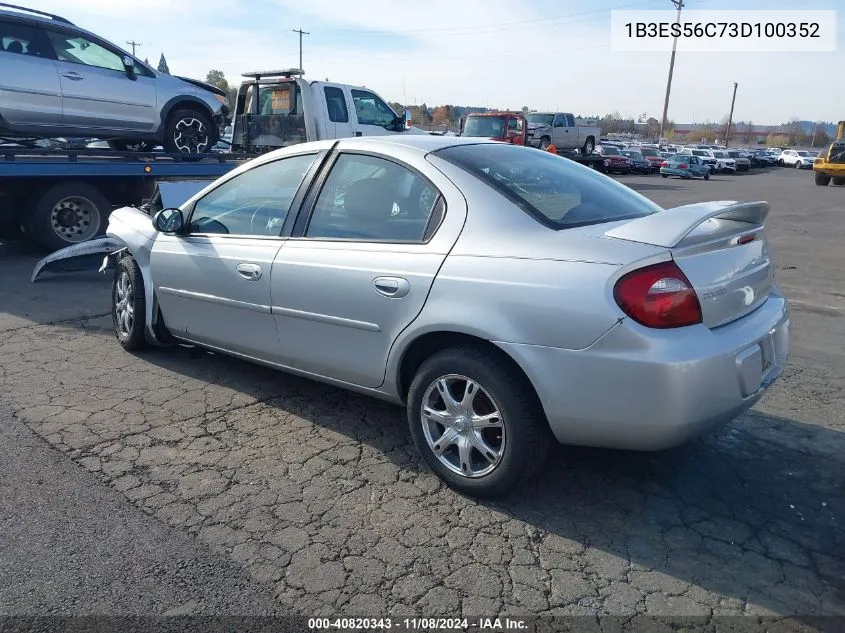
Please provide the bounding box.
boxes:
[0,167,842,626]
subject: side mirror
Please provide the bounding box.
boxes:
[123,55,136,80]
[153,208,184,234]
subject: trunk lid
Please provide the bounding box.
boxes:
[605,201,774,328]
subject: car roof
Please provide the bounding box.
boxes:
[346,134,499,153]
[0,4,74,26]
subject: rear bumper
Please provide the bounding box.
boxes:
[498,288,790,451]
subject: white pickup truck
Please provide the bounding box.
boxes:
[524,112,600,154]
[228,69,427,152]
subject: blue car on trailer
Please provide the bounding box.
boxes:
[660,154,711,180]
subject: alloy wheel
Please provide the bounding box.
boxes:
[173,117,209,153]
[115,271,134,338]
[420,374,505,478]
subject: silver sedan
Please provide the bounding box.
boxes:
[104,136,790,496]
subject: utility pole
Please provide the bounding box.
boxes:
[292,28,309,71]
[125,40,141,56]
[658,0,684,142]
[724,82,738,147]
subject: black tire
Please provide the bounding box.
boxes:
[661,173,668,178]
[539,136,551,151]
[407,346,552,497]
[831,177,845,186]
[107,139,154,152]
[112,256,148,351]
[704,172,710,180]
[815,172,831,186]
[163,108,215,154]
[28,182,109,251]
[582,137,595,154]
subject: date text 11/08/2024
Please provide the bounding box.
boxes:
[308,617,528,630]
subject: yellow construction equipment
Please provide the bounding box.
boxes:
[813,120,845,186]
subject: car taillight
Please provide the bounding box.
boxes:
[660,161,669,167]
[677,163,688,169]
[613,261,702,328]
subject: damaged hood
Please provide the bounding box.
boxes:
[176,76,225,97]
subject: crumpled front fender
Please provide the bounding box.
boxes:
[104,206,161,341]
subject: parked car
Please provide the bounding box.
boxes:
[524,112,600,154]
[753,150,779,166]
[0,4,228,152]
[594,145,631,174]
[778,149,814,169]
[725,150,752,171]
[707,150,737,173]
[639,148,666,172]
[621,150,652,174]
[101,136,789,496]
[660,154,711,179]
[678,148,717,172]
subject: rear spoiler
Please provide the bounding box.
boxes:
[604,200,769,248]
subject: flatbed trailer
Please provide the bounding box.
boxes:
[0,147,257,251]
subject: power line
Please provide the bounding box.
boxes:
[125,40,141,56]
[292,28,309,71]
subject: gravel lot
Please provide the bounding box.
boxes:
[0,167,842,625]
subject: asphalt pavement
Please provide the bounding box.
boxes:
[0,166,842,627]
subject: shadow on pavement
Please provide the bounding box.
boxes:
[0,240,110,332]
[131,340,845,618]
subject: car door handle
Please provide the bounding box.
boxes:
[236,263,262,281]
[354,131,362,137]
[61,71,84,80]
[373,276,409,298]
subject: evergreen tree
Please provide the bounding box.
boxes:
[157,54,170,74]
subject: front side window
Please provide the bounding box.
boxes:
[437,143,660,230]
[187,154,316,236]
[306,154,442,242]
[46,30,124,72]
[350,89,396,127]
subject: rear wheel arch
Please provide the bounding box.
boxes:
[395,331,544,409]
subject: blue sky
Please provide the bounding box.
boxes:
[34,0,845,124]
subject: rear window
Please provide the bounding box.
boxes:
[436,143,661,230]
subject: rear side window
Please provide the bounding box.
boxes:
[324,87,349,123]
[0,20,47,57]
[436,143,660,230]
[565,114,575,127]
[306,153,442,242]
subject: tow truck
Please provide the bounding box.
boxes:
[6,68,420,253]
[812,121,845,186]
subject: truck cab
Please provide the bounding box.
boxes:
[230,69,422,152]
[524,111,599,154]
[459,111,526,145]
